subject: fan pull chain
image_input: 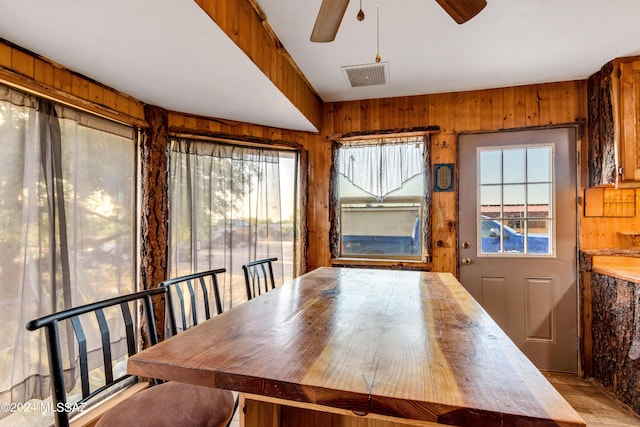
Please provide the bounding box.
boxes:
[375,0,381,62]
[357,0,365,21]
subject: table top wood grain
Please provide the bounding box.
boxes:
[128,267,585,426]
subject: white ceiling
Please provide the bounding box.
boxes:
[1,0,640,133]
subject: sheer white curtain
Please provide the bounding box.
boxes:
[0,84,136,413]
[338,137,424,200]
[169,138,296,309]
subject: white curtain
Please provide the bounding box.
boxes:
[0,84,136,411]
[169,138,297,309]
[338,137,424,200]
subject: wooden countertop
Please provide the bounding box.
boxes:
[592,255,640,283]
[128,267,584,426]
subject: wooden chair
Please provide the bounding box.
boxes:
[242,257,278,300]
[26,288,235,427]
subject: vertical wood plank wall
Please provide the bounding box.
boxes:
[581,189,640,250]
[0,40,145,126]
[321,82,588,273]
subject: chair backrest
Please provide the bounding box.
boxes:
[159,268,226,336]
[242,257,278,300]
[25,287,165,427]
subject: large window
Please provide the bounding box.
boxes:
[0,85,136,419]
[332,136,428,261]
[168,138,300,309]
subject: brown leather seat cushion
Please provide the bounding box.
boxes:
[95,381,234,427]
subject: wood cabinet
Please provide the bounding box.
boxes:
[613,58,640,183]
[588,56,640,187]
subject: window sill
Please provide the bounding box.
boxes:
[330,258,432,271]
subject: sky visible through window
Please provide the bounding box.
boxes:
[278,154,295,221]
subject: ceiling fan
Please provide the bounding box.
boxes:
[310,0,487,42]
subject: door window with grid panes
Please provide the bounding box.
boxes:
[477,145,555,256]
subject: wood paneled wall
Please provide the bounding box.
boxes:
[0,36,590,276]
[581,189,640,250]
[0,39,145,127]
[319,81,588,274]
[168,111,320,147]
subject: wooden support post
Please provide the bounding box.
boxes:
[141,104,170,343]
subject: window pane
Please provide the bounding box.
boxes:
[504,218,525,253]
[528,183,551,217]
[480,185,501,217]
[63,123,136,300]
[528,220,551,254]
[341,202,420,257]
[527,147,552,182]
[503,149,525,183]
[481,219,502,254]
[503,184,525,218]
[480,150,501,184]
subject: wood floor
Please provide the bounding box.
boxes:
[228,373,640,427]
[545,372,640,427]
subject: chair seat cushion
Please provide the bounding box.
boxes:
[95,381,234,427]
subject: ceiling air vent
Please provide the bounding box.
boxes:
[342,62,389,88]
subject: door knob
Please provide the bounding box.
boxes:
[462,257,472,265]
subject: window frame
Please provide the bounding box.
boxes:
[0,82,139,416]
[329,133,432,267]
[166,136,305,308]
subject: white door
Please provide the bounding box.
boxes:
[458,128,578,373]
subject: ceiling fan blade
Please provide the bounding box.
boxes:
[310,0,350,43]
[434,0,487,24]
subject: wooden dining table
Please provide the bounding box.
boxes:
[128,267,585,426]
